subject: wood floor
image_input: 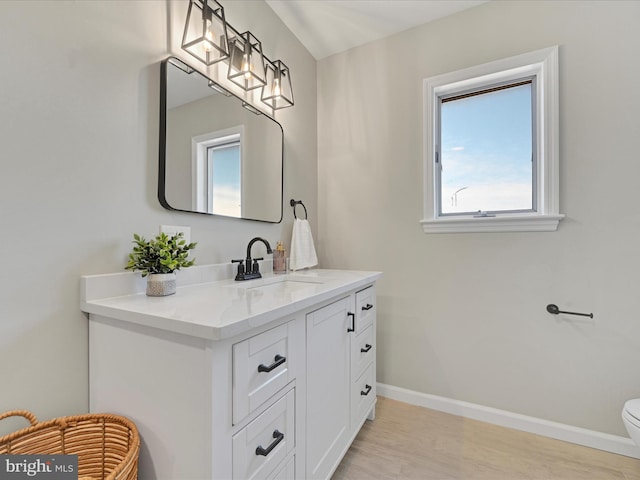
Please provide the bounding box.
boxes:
[332,396,640,480]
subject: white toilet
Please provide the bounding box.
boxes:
[622,399,640,446]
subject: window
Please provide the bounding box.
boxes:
[192,126,243,217]
[440,80,534,215]
[422,46,563,233]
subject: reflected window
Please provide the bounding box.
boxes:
[193,126,243,216]
[208,136,241,216]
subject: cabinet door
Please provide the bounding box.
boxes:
[306,296,353,480]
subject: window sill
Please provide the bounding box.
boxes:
[420,214,565,234]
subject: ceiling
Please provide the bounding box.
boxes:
[265,0,489,60]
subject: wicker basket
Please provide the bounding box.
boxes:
[0,410,139,480]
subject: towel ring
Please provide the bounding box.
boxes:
[290,199,308,220]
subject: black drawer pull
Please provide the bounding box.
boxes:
[257,355,286,373]
[347,312,355,332]
[360,344,372,353]
[255,430,284,456]
[362,303,374,311]
[360,384,372,396]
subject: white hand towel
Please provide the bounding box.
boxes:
[289,218,318,271]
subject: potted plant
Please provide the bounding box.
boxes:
[125,232,197,296]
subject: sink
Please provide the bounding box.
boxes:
[226,275,326,291]
[244,280,319,295]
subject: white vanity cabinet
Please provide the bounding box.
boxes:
[351,286,377,430]
[89,313,303,480]
[306,296,353,479]
[305,286,377,479]
[81,267,380,480]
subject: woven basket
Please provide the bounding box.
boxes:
[0,410,139,480]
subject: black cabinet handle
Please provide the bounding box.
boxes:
[257,355,286,373]
[360,344,372,353]
[347,312,355,332]
[255,430,284,456]
[362,303,374,311]
[360,384,372,396]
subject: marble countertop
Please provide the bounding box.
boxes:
[81,267,381,341]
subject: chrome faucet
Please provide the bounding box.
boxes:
[232,237,273,281]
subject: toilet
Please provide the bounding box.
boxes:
[622,399,640,446]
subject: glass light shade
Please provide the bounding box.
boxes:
[182,0,229,66]
[261,60,294,109]
[227,32,267,91]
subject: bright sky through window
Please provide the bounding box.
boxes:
[209,143,241,217]
[440,82,533,215]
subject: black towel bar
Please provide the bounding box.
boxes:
[546,304,593,319]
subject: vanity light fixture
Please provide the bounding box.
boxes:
[182,0,229,66]
[181,0,294,110]
[227,31,267,91]
[261,59,294,109]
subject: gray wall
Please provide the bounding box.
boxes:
[0,0,316,433]
[318,0,640,436]
[3,0,638,444]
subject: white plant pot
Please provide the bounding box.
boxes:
[146,272,177,296]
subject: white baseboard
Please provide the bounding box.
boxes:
[377,382,640,459]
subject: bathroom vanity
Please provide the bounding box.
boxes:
[81,265,381,480]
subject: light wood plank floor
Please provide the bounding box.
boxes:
[332,396,640,480]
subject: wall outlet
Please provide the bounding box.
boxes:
[160,225,191,245]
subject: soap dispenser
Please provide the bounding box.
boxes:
[273,241,286,274]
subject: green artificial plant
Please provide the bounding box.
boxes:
[125,232,197,277]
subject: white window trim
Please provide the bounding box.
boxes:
[421,46,564,233]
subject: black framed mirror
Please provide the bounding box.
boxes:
[159,56,283,223]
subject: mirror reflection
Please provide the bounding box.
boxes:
[159,57,283,222]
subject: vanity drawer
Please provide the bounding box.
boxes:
[351,364,376,430]
[269,455,295,480]
[233,389,295,480]
[233,322,296,424]
[351,325,374,381]
[355,286,375,334]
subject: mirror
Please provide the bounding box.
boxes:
[159,56,283,223]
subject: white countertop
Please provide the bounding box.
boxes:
[81,267,381,341]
